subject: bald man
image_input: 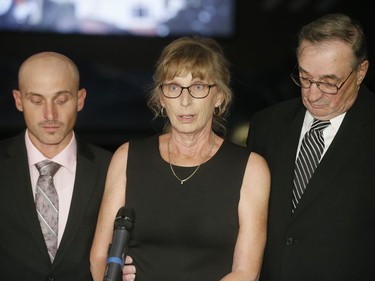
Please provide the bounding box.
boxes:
[0,52,112,280]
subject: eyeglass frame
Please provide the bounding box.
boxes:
[159,83,216,99]
[290,66,356,95]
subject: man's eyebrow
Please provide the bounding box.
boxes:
[24,90,73,97]
[299,69,339,80]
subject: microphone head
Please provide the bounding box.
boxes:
[114,206,135,231]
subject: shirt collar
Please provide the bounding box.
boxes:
[304,111,346,133]
[25,129,77,173]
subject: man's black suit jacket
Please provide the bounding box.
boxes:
[247,86,375,281]
[0,132,112,281]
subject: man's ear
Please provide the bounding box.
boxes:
[13,90,24,112]
[77,88,87,112]
[356,60,369,85]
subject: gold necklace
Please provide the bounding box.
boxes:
[168,133,215,185]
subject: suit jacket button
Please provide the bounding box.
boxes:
[286,237,294,246]
[47,277,55,281]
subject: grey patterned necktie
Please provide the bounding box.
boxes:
[292,119,330,213]
[35,160,61,262]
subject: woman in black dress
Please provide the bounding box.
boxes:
[90,36,270,281]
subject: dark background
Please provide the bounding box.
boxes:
[1,0,374,151]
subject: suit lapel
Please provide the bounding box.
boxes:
[6,134,51,261]
[53,141,101,265]
[275,107,306,221]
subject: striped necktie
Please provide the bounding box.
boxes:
[292,119,330,213]
[35,160,61,262]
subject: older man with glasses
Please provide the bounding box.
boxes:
[247,13,375,281]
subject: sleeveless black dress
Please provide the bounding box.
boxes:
[126,135,250,281]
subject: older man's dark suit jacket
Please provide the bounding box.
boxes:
[247,85,375,281]
[0,132,112,281]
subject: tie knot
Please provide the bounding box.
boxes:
[35,160,61,177]
[310,119,330,132]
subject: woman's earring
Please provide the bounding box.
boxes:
[214,106,221,116]
[160,106,167,117]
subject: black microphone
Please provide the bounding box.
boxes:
[103,206,135,281]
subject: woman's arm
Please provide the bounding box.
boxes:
[90,142,129,281]
[221,152,270,281]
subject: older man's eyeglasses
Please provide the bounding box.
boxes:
[291,68,355,95]
[160,83,216,99]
